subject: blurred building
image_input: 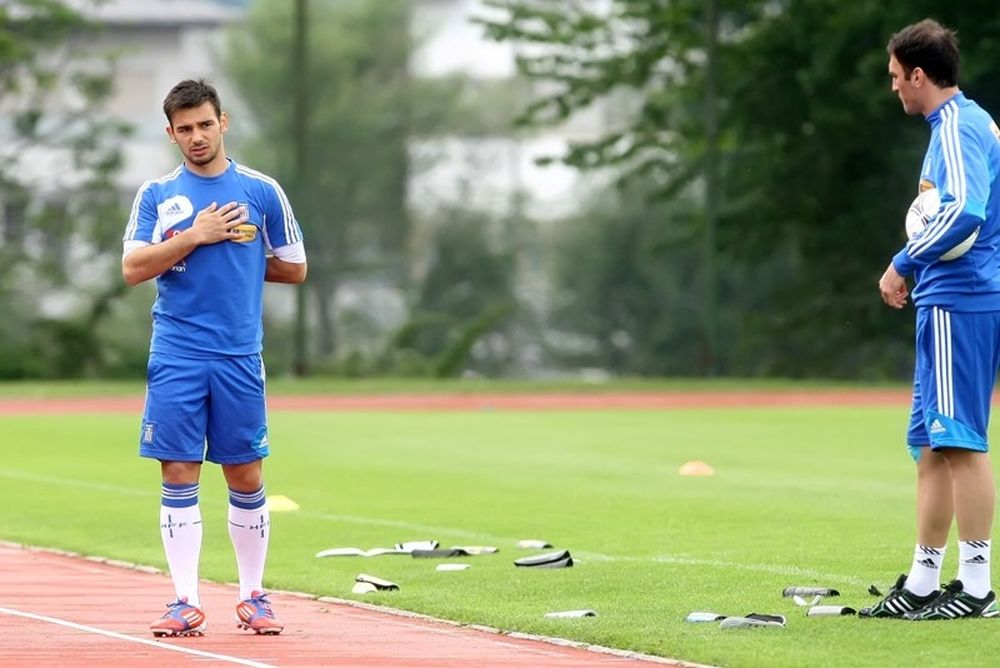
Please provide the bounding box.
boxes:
[0,0,242,318]
[4,0,607,348]
[410,0,608,221]
[62,0,603,221]
[65,0,244,186]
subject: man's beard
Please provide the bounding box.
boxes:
[188,145,217,165]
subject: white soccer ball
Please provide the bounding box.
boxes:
[905,187,979,261]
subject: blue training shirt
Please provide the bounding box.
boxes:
[123,159,303,358]
[893,92,1000,311]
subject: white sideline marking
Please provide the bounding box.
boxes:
[0,469,150,497]
[1,467,867,585]
[0,606,275,668]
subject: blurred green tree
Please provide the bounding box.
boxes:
[225,0,532,377]
[226,0,442,362]
[548,181,704,375]
[480,0,1000,378]
[382,205,521,377]
[0,0,130,378]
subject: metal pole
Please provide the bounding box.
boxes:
[702,0,719,376]
[292,0,309,376]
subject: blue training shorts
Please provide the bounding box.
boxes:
[138,352,270,465]
[907,306,1000,461]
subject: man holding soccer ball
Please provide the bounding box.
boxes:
[867,19,1000,620]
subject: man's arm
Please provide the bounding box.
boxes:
[266,257,307,284]
[257,178,306,284]
[893,124,989,277]
[122,201,245,286]
[123,233,201,286]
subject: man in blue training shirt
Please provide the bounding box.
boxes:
[122,79,307,636]
[865,20,1000,620]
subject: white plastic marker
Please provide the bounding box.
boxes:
[792,594,822,607]
[544,609,597,619]
[452,545,499,555]
[436,563,470,572]
[355,573,399,590]
[782,586,840,597]
[351,581,377,594]
[807,605,857,617]
[685,611,726,623]
[720,616,785,629]
[394,540,439,551]
[316,547,408,558]
[516,539,552,549]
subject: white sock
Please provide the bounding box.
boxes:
[957,539,992,598]
[227,486,270,601]
[905,543,946,596]
[159,485,202,608]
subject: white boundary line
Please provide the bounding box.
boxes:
[0,464,871,587]
[0,605,275,668]
[0,470,867,586]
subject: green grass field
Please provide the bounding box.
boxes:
[1,385,997,667]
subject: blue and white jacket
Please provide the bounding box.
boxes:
[893,92,1000,311]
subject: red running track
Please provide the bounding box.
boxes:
[0,545,688,667]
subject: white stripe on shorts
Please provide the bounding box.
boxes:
[933,307,954,417]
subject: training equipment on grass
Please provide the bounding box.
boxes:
[688,611,785,627]
[792,594,822,607]
[514,549,573,568]
[544,609,597,618]
[452,545,499,555]
[316,547,410,557]
[436,563,470,572]
[905,187,979,260]
[678,460,715,476]
[316,539,440,558]
[412,548,470,558]
[719,613,785,629]
[806,605,857,617]
[685,611,727,623]
[394,540,439,551]
[516,539,552,549]
[782,586,839,598]
[355,573,399,591]
[351,581,377,594]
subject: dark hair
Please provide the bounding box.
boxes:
[162,79,222,125]
[887,19,959,87]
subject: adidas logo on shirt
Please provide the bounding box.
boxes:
[157,195,194,227]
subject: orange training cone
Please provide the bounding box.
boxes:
[678,461,715,476]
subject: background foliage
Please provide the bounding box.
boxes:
[0,0,131,378]
[6,1,1000,379]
